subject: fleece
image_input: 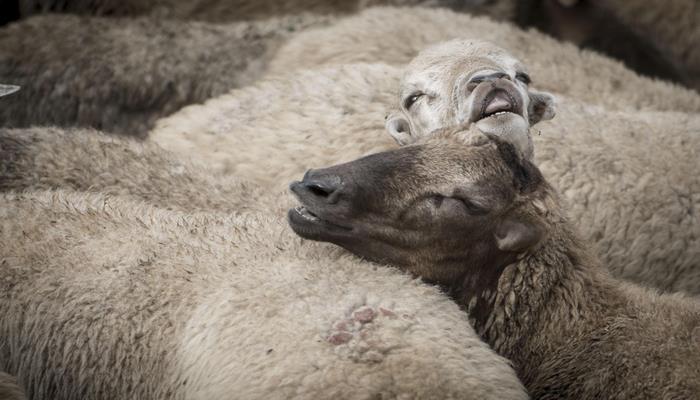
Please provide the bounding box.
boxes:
[0,127,274,214]
[150,33,700,294]
[596,0,700,90]
[0,13,332,136]
[0,373,25,400]
[0,190,527,400]
[267,7,700,113]
[15,0,494,22]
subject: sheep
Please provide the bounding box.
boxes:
[288,125,700,399]
[383,39,556,153]
[512,0,691,87]
[151,35,700,294]
[151,63,400,186]
[0,127,274,213]
[13,0,496,23]
[585,0,700,90]
[386,39,700,295]
[266,7,700,113]
[0,189,527,400]
[0,13,332,137]
[0,373,26,400]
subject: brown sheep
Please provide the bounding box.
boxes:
[288,125,700,399]
[384,38,700,295]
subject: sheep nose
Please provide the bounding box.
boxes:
[300,170,343,204]
[468,72,509,85]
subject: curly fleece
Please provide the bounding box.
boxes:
[0,189,526,400]
[151,8,700,294]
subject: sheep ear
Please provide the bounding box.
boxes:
[494,218,543,253]
[528,89,556,126]
[385,112,414,146]
[0,84,20,98]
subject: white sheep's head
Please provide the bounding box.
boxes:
[385,39,556,158]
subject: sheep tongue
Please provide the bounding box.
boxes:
[484,93,512,115]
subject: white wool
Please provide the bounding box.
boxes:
[0,190,527,400]
[151,8,700,294]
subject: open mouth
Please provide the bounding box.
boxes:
[287,203,353,241]
[475,89,523,121]
[293,205,321,222]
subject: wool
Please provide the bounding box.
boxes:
[14,0,494,22]
[454,147,700,399]
[0,13,332,136]
[0,127,275,214]
[595,0,700,90]
[152,63,400,187]
[0,373,26,400]
[150,16,700,295]
[267,7,700,112]
[289,130,700,399]
[0,190,527,400]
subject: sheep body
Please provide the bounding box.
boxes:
[152,63,399,186]
[267,7,700,112]
[15,0,488,22]
[0,373,25,400]
[0,189,527,400]
[291,129,700,399]
[0,13,331,136]
[0,127,273,213]
[595,0,700,90]
[452,143,700,399]
[151,44,700,294]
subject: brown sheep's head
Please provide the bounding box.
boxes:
[386,39,555,158]
[288,126,550,286]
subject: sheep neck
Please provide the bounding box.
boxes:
[451,216,619,383]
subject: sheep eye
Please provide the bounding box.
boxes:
[431,195,488,216]
[404,92,424,109]
[515,72,531,85]
[458,198,489,215]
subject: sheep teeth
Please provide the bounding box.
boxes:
[295,206,320,222]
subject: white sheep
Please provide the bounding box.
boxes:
[14,0,490,22]
[0,127,274,214]
[150,23,700,294]
[266,7,700,113]
[0,189,527,400]
[0,13,331,136]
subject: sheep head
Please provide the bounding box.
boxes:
[288,125,550,287]
[386,39,555,159]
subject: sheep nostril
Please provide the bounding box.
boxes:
[468,76,485,85]
[469,72,508,85]
[301,172,343,203]
[308,183,333,198]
